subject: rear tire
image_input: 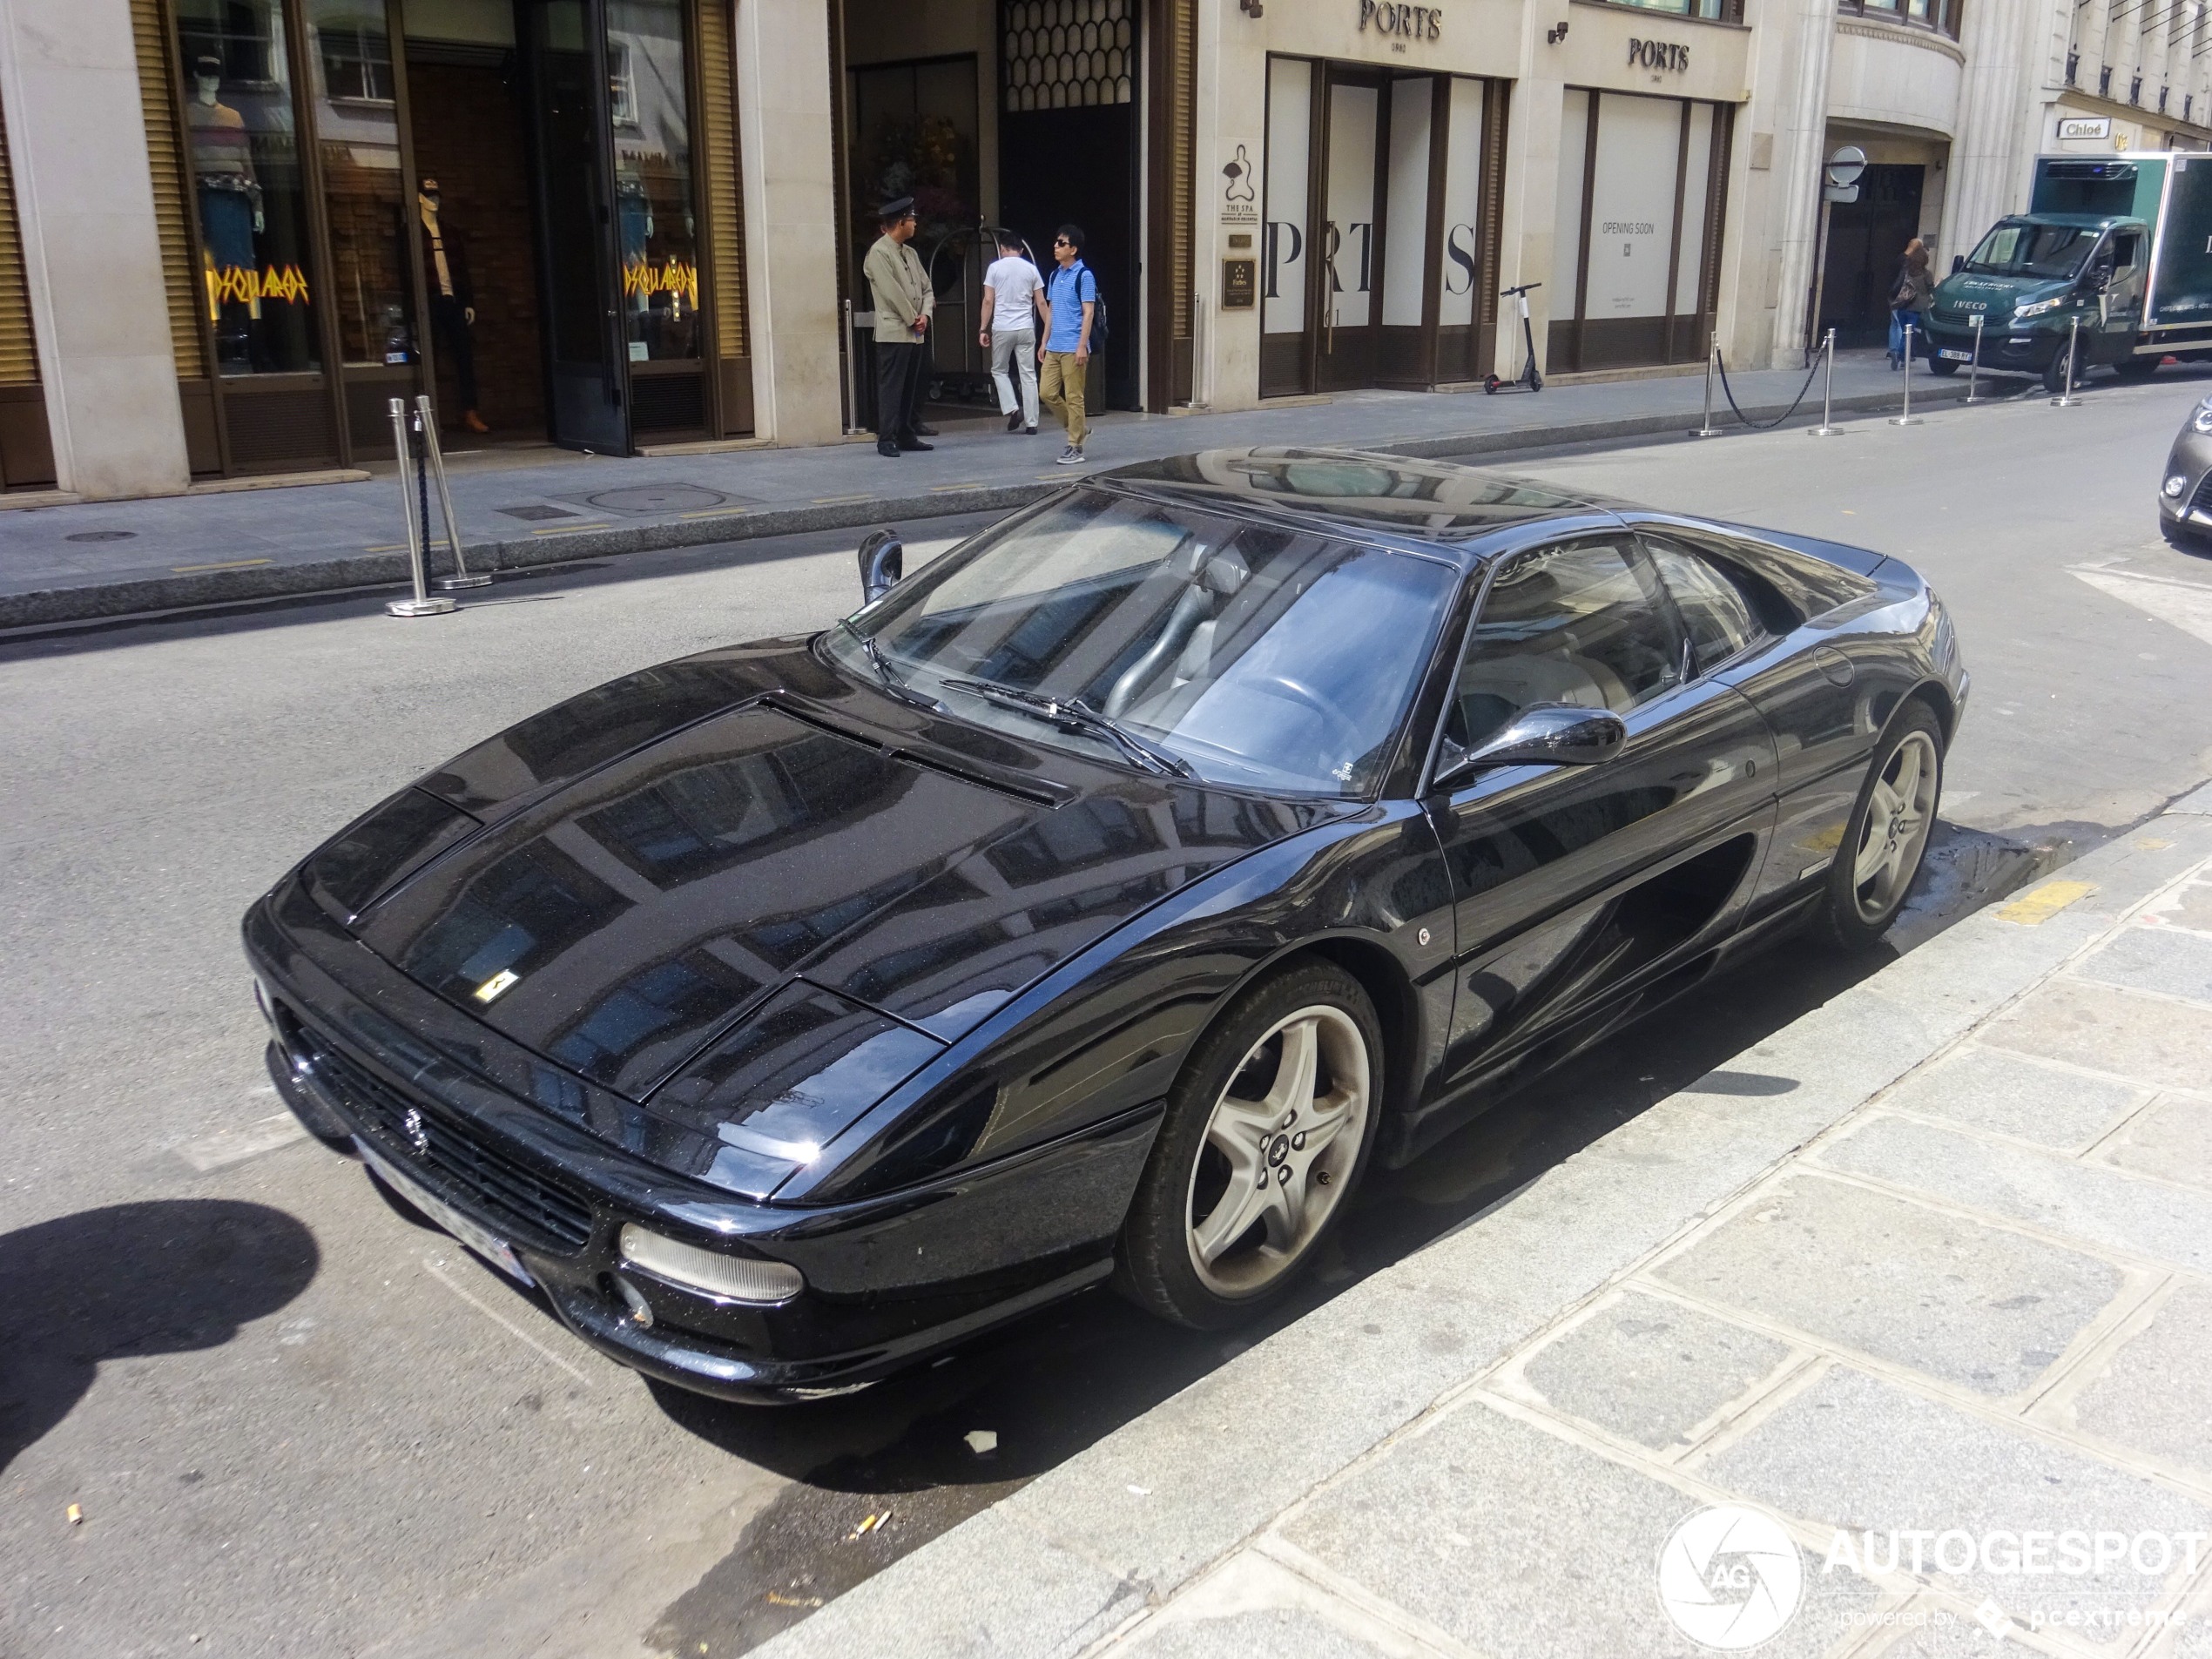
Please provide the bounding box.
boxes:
[1816,702,1945,950]
[2112,356,2161,383]
[1115,960,1382,1330]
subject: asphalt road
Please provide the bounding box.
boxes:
[4,370,2211,1659]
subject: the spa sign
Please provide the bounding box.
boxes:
[1359,0,1441,43]
[1628,37,1690,71]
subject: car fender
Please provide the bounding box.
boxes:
[792,802,1453,1204]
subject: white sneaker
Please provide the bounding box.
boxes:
[1055,446,1085,466]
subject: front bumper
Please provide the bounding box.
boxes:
[248,878,1158,1401]
[1922,320,2063,373]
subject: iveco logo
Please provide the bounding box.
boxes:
[1959,300,1988,311]
[402,1108,430,1157]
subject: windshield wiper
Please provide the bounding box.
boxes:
[838,619,941,711]
[940,677,1193,779]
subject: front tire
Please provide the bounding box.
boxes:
[1816,702,1944,950]
[1115,960,1382,1329]
[2041,346,2076,395]
[1925,354,1959,378]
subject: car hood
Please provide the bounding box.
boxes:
[339,691,1326,1125]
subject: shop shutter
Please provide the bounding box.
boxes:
[127,0,207,380]
[0,91,37,385]
[697,0,747,363]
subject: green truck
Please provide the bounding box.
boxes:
[1922,153,2212,391]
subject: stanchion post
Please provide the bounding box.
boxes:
[1889,323,1923,426]
[842,299,860,435]
[387,396,455,618]
[1689,338,1723,438]
[1810,327,1844,437]
[1965,314,1985,405]
[418,395,489,592]
[2051,315,2084,407]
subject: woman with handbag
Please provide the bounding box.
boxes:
[1888,239,1935,369]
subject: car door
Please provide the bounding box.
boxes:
[1426,532,1777,1092]
[1642,525,1882,919]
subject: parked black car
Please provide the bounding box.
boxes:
[245,448,1968,1401]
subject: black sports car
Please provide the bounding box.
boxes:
[245,448,1967,1401]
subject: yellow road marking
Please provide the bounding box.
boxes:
[678,507,750,519]
[363,543,409,552]
[1995,880,2097,925]
[812,494,874,505]
[528,522,611,536]
[927,482,987,493]
[170,556,273,572]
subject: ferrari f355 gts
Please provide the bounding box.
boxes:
[245,448,1967,1400]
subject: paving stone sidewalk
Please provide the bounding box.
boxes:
[0,351,1982,629]
[759,787,2212,1659]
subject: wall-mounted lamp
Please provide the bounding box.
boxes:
[1545,19,1569,42]
[1240,0,1264,15]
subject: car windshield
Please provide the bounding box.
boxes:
[1964,219,2100,280]
[823,489,1460,797]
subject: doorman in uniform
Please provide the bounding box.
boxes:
[418,179,489,435]
[864,197,934,456]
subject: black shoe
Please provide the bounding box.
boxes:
[912,423,939,437]
[1023,424,1039,435]
[877,440,900,457]
[1007,411,1023,432]
[898,438,934,452]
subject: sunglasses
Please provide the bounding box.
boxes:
[1053,239,1072,246]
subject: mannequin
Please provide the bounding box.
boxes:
[418,178,490,435]
[187,54,263,329]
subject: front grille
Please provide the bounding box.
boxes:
[2188,472,2212,521]
[290,1021,595,1252]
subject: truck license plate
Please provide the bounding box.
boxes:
[1938,349,1972,361]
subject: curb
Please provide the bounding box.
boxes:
[0,381,1973,633]
[748,801,2212,1659]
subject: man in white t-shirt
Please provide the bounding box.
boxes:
[979,231,1044,435]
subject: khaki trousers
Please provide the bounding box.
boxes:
[1040,350,1089,448]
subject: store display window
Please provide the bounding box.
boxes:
[304,0,415,369]
[609,0,700,365]
[174,0,322,376]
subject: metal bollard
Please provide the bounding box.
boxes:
[1809,328,1844,437]
[418,395,490,591]
[2051,315,2084,407]
[842,298,860,435]
[1889,323,1924,426]
[387,397,455,618]
[1689,341,1723,438]
[1965,314,1986,405]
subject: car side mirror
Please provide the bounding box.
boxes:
[1432,704,1628,789]
[1950,254,1964,275]
[858,529,904,604]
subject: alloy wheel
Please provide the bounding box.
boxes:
[1184,1004,1371,1298]
[1851,730,1939,923]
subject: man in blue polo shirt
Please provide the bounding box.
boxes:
[1037,223,1096,466]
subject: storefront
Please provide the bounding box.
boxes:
[132,0,751,476]
[1259,57,1507,397]
[1546,88,1730,374]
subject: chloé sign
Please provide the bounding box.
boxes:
[1359,0,1442,41]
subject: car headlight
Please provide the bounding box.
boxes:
[2014,297,2066,318]
[618,1224,805,1305]
[2166,474,2189,498]
[2194,404,2212,434]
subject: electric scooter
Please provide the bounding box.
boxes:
[1484,280,1543,395]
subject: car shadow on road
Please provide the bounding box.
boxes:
[0,1200,318,1475]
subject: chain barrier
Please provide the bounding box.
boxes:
[1711,347,1825,431]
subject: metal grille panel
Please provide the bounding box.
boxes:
[1003,0,1133,112]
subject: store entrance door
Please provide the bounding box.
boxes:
[525,0,628,453]
[1817,164,1925,351]
[1315,68,1384,393]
